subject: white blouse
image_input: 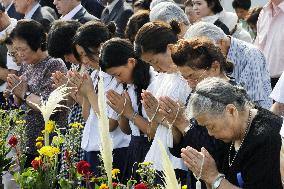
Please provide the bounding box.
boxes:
[81,70,130,152]
[143,72,192,171]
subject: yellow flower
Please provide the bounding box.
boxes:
[34,157,41,161]
[38,146,60,158]
[139,161,152,166]
[69,122,84,129]
[52,136,64,146]
[36,142,43,149]
[99,184,109,189]
[44,120,55,134]
[36,137,44,143]
[112,168,120,179]
[16,120,26,124]
[182,185,187,189]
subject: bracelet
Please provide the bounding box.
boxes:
[130,112,138,123]
[118,97,127,117]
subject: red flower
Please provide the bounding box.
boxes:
[8,136,18,147]
[31,159,42,170]
[76,160,91,175]
[113,182,118,188]
[134,183,148,189]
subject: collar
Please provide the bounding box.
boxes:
[5,2,13,12]
[61,3,82,21]
[0,18,17,39]
[263,1,284,13]
[25,2,40,19]
[107,0,120,14]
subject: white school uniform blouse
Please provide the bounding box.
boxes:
[270,71,284,104]
[143,72,192,171]
[81,70,130,152]
[127,68,159,137]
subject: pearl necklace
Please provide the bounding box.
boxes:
[228,109,252,167]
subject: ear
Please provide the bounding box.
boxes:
[225,104,238,118]
[210,61,221,75]
[127,57,136,68]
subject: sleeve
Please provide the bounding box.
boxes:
[270,72,284,103]
[116,9,133,37]
[242,134,282,189]
[39,59,67,100]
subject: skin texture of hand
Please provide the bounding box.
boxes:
[106,90,134,119]
[181,146,219,185]
[141,90,164,123]
[51,71,68,88]
[67,71,94,98]
[7,74,28,100]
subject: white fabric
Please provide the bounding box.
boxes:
[25,3,40,19]
[127,67,158,136]
[232,24,252,43]
[0,18,18,92]
[144,72,192,171]
[280,121,284,137]
[81,70,130,152]
[270,71,284,104]
[61,4,82,20]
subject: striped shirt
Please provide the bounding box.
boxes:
[227,37,272,109]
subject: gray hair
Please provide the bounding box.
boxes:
[184,22,227,43]
[150,2,190,26]
[187,77,251,119]
[150,0,175,10]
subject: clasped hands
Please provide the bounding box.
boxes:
[6,74,28,100]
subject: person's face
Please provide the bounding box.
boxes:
[75,45,100,69]
[0,0,13,8]
[14,0,29,14]
[185,4,198,24]
[12,37,40,65]
[196,110,236,142]
[141,48,177,73]
[105,59,135,84]
[64,54,79,64]
[192,0,214,19]
[53,0,77,16]
[234,8,248,20]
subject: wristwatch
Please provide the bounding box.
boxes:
[23,91,32,102]
[212,173,225,189]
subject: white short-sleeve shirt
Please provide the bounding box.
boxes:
[270,71,284,104]
[81,70,130,152]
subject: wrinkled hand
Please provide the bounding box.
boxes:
[159,96,187,126]
[141,90,164,123]
[106,90,133,119]
[7,74,27,100]
[181,147,219,185]
[51,71,68,88]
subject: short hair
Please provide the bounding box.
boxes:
[134,0,151,10]
[10,19,47,51]
[184,22,226,43]
[171,37,233,74]
[47,20,81,58]
[187,77,250,118]
[184,0,193,7]
[150,2,190,26]
[204,0,223,14]
[134,20,180,55]
[150,0,175,10]
[125,10,150,43]
[232,0,251,10]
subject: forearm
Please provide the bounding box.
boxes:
[70,92,84,106]
[109,119,119,132]
[86,89,99,115]
[25,93,43,111]
[82,97,90,121]
[118,116,132,134]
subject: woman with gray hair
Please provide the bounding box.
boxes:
[181,77,282,189]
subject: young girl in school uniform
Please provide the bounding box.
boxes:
[68,21,130,179]
[99,38,159,183]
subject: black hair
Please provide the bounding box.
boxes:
[246,7,262,26]
[134,0,151,10]
[100,38,151,115]
[125,10,150,43]
[171,37,234,74]
[134,20,180,56]
[10,19,47,51]
[72,20,115,62]
[0,3,5,12]
[204,0,223,14]
[232,0,251,10]
[47,20,81,58]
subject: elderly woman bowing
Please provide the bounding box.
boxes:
[181,77,282,189]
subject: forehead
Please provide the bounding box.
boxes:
[178,65,195,74]
[106,65,125,74]
[12,38,28,47]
